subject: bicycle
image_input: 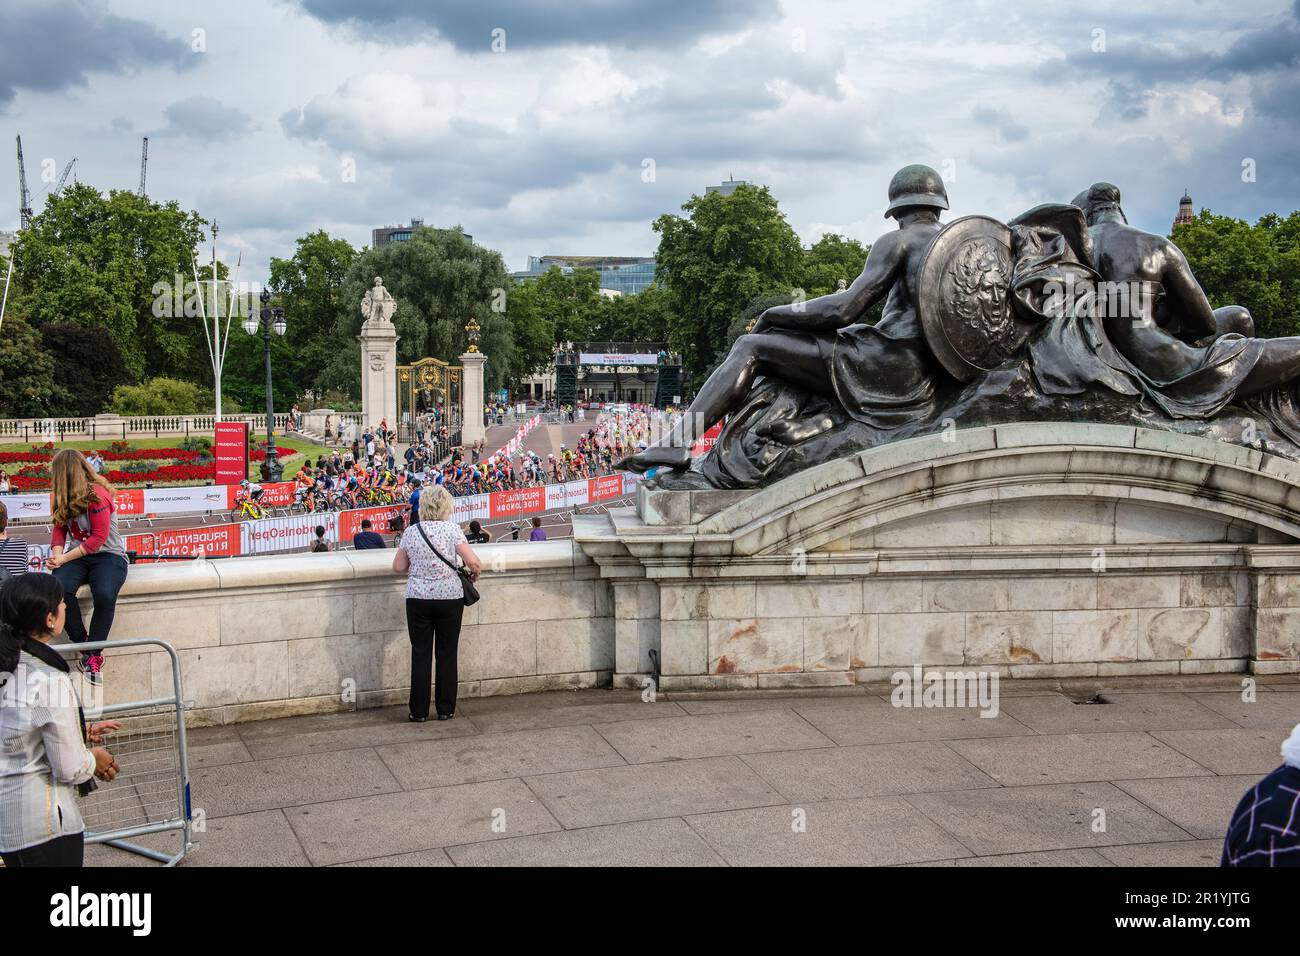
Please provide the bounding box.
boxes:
[230,493,266,522]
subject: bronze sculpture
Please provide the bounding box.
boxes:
[624,166,1300,489]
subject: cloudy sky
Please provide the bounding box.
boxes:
[2,0,1298,285]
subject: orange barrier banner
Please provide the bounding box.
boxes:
[339,504,406,540]
[588,474,624,502]
[488,486,546,519]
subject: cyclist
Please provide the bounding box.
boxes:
[239,478,264,513]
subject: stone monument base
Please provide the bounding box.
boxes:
[575,424,1300,691]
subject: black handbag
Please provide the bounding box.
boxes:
[415,522,480,606]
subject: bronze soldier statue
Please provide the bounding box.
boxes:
[624,163,950,472]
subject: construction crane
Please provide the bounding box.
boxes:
[16,135,32,229]
[52,157,76,197]
[138,136,148,197]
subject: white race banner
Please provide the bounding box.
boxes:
[144,485,228,515]
[453,493,490,523]
[622,472,639,496]
[544,483,567,511]
[0,493,51,521]
[563,479,590,507]
[578,353,658,366]
[240,512,341,555]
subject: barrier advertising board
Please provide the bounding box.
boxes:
[214,421,249,485]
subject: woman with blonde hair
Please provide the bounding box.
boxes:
[393,484,480,721]
[46,450,129,686]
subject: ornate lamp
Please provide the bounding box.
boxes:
[465,316,481,353]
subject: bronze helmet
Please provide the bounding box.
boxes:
[885,164,949,218]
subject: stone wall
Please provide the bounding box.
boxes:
[579,424,1300,690]
[86,541,613,725]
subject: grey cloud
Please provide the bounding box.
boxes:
[971,106,1028,142]
[0,0,192,109]
[294,0,782,50]
[155,96,256,141]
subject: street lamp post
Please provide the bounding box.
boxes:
[244,288,287,482]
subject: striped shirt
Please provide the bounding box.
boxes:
[0,536,29,576]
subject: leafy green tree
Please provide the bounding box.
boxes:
[653,184,804,384]
[1173,210,1294,338]
[11,183,209,381]
[588,282,675,343]
[0,313,56,417]
[802,233,869,297]
[267,231,358,402]
[39,322,130,416]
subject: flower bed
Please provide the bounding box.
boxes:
[0,444,216,491]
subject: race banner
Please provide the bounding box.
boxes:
[452,493,490,523]
[545,483,567,510]
[690,420,724,456]
[240,511,340,555]
[27,543,52,572]
[113,489,146,516]
[339,504,407,540]
[621,472,639,496]
[214,421,249,485]
[225,480,297,508]
[126,524,242,562]
[578,352,658,365]
[0,493,51,521]
[488,486,546,519]
[588,474,624,503]
[144,485,229,515]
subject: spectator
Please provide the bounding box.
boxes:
[528,516,547,541]
[0,502,31,577]
[0,573,121,867]
[1222,722,1300,866]
[0,471,10,493]
[310,525,331,553]
[47,450,129,687]
[324,414,333,442]
[393,485,481,722]
[465,520,490,544]
[353,519,386,550]
[407,479,422,528]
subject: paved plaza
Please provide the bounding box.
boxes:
[87,674,1300,867]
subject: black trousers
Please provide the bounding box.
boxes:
[1,832,84,867]
[406,598,465,719]
[52,552,129,656]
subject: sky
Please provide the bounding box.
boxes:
[2,0,1298,286]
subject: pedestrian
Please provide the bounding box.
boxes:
[407,478,422,528]
[310,525,331,553]
[393,485,481,722]
[46,450,129,686]
[528,516,547,541]
[324,414,333,442]
[353,518,386,550]
[0,502,31,577]
[1222,722,1300,866]
[0,573,122,867]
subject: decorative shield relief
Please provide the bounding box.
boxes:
[917,215,1022,382]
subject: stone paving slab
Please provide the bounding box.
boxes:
[1181,692,1300,729]
[457,699,688,733]
[997,693,1238,735]
[592,709,835,763]
[335,849,454,867]
[684,796,974,866]
[739,741,999,802]
[1149,728,1288,775]
[283,778,561,866]
[445,818,725,867]
[1096,840,1223,866]
[904,782,1194,855]
[242,717,476,760]
[1112,774,1258,839]
[791,697,1036,746]
[949,848,1113,866]
[945,732,1213,786]
[193,748,403,818]
[375,725,626,790]
[524,755,785,828]
[189,739,254,769]
[87,810,309,867]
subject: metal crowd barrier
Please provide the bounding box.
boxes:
[48,637,196,867]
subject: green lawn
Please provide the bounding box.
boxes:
[0,435,325,483]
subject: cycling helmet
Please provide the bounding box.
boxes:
[240,479,250,488]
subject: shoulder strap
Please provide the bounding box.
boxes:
[414,521,459,571]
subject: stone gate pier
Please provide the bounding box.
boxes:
[574,423,1300,692]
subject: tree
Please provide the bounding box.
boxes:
[1173,210,1296,338]
[38,322,130,416]
[267,231,357,401]
[11,183,209,382]
[653,184,804,384]
[802,233,870,297]
[0,313,56,417]
[588,282,675,343]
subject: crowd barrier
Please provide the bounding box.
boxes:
[17,472,639,568]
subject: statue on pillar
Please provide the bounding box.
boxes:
[361,276,397,325]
